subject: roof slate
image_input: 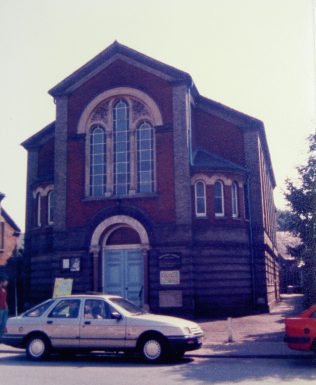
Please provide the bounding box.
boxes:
[191,150,248,173]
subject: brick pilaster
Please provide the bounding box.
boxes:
[54,96,68,231]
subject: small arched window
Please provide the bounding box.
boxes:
[244,183,250,219]
[214,180,224,217]
[48,190,55,225]
[137,121,154,193]
[90,125,106,197]
[36,193,41,227]
[113,100,130,195]
[195,181,206,216]
[231,182,239,218]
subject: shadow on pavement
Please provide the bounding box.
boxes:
[0,350,193,368]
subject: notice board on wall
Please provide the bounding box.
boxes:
[53,278,73,298]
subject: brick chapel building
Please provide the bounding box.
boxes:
[22,42,279,316]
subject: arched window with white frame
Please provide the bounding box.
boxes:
[214,180,224,217]
[36,193,41,227]
[48,190,55,225]
[137,121,154,193]
[113,100,130,195]
[90,125,106,197]
[231,182,239,218]
[195,181,206,216]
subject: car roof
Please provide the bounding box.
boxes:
[52,294,122,300]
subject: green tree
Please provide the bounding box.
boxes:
[285,134,316,306]
[276,209,296,231]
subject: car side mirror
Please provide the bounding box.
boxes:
[111,311,122,321]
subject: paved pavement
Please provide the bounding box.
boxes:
[0,294,314,359]
[191,293,315,358]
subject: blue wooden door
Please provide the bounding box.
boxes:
[104,249,144,307]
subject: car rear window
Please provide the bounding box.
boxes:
[109,297,144,315]
[23,300,55,317]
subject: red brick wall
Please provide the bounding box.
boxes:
[65,128,176,227]
[192,108,245,165]
[38,138,54,177]
[68,60,173,135]
[63,60,177,227]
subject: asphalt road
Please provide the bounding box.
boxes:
[0,351,315,385]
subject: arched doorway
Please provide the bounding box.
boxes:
[90,215,150,307]
[103,226,144,306]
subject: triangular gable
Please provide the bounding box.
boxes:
[49,41,192,97]
[44,42,275,187]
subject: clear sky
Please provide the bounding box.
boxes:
[0,0,315,231]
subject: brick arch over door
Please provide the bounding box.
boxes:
[89,215,150,294]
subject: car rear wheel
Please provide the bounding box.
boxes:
[140,335,166,363]
[26,334,51,361]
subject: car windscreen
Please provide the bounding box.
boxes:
[23,299,55,317]
[109,297,144,315]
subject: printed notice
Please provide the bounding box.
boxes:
[160,270,180,285]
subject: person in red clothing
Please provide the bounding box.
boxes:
[0,278,8,338]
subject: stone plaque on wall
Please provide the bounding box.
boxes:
[158,254,182,269]
[159,290,183,308]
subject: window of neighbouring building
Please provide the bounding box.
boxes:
[195,181,206,217]
[214,180,224,217]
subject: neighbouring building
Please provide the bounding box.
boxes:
[22,42,279,316]
[0,192,21,267]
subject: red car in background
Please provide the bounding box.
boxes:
[284,304,316,352]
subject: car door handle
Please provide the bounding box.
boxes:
[47,320,53,324]
[84,321,91,325]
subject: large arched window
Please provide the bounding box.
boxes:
[137,121,154,193]
[195,181,206,216]
[90,126,106,197]
[214,180,224,217]
[113,100,130,195]
[48,190,55,225]
[85,91,161,198]
[231,182,239,218]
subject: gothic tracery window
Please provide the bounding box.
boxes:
[113,100,130,195]
[87,95,156,197]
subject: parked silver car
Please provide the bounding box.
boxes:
[2,294,203,362]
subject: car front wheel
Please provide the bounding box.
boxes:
[26,334,51,361]
[140,335,166,363]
